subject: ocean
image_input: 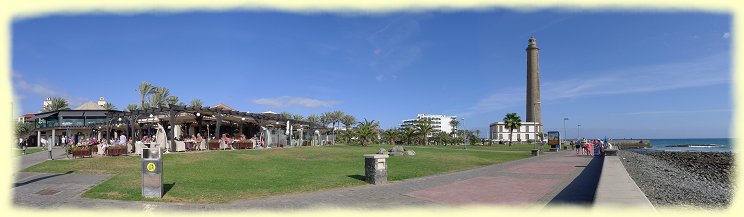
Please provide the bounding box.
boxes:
[641,138,734,152]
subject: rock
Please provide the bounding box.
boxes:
[404,150,416,156]
[390,145,405,153]
[377,148,388,155]
[389,151,404,156]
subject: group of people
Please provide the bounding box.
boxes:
[571,138,613,156]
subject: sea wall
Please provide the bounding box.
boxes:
[611,140,651,150]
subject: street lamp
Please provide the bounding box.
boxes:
[563,117,568,145]
[577,124,582,141]
[460,118,465,146]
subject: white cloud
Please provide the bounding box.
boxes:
[722,32,731,39]
[13,72,89,108]
[471,52,730,113]
[624,109,730,115]
[251,96,341,108]
[375,74,385,81]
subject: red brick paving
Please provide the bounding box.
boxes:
[407,152,592,206]
[406,176,561,205]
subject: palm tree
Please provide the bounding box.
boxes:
[166,96,179,106]
[138,81,155,109]
[126,104,138,112]
[189,99,203,108]
[475,129,481,139]
[415,119,435,146]
[43,97,69,112]
[291,113,304,121]
[503,113,522,146]
[401,127,417,145]
[341,114,357,130]
[382,128,400,144]
[433,131,450,145]
[103,103,116,110]
[449,118,460,132]
[149,87,170,108]
[279,112,292,119]
[354,118,379,147]
[320,113,332,127]
[306,114,321,126]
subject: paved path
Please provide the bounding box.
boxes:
[17,147,69,171]
[13,150,602,211]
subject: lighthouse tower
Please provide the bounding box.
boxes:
[526,37,541,123]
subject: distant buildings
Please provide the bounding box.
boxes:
[400,114,458,135]
[489,121,543,142]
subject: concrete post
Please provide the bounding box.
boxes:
[364,154,389,185]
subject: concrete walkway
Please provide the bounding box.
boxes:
[594,155,655,211]
[13,150,609,211]
[16,147,69,171]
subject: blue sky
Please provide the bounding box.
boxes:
[12,9,732,139]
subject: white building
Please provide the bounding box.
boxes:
[400,114,458,135]
[489,121,544,143]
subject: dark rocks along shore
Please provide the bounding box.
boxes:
[618,150,734,209]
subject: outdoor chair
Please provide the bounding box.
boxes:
[175,141,186,152]
[135,141,143,156]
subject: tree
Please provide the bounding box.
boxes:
[103,103,117,110]
[279,112,292,119]
[320,113,332,127]
[432,131,450,145]
[341,114,357,130]
[42,97,69,112]
[166,96,179,106]
[415,119,435,146]
[291,113,304,121]
[306,114,321,126]
[381,128,400,145]
[148,86,170,109]
[401,127,417,145]
[449,118,460,133]
[475,129,481,139]
[503,112,522,146]
[138,81,155,109]
[15,122,34,139]
[190,99,203,108]
[126,104,138,112]
[354,118,379,147]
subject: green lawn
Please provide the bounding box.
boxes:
[23,144,530,204]
[400,143,552,152]
[16,147,44,156]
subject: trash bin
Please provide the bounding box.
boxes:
[141,148,163,198]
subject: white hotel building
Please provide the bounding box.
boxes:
[489,121,544,143]
[400,114,457,136]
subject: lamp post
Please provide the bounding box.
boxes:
[461,118,465,146]
[563,118,568,146]
[577,124,582,141]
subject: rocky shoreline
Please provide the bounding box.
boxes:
[618,150,734,209]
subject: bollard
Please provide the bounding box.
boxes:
[531,149,540,156]
[141,148,163,198]
[364,154,388,185]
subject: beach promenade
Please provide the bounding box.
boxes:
[13,149,645,211]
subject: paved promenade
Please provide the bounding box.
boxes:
[13,150,604,211]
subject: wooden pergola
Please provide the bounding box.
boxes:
[96,104,327,149]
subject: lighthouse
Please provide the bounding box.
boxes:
[526,36,541,123]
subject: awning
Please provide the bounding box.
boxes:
[58,111,85,117]
[32,112,56,120]
[83,111,107,117]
